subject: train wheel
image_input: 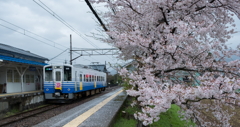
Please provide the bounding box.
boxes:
[102,88,105,91]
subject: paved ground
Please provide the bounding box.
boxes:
[34,87,127,127]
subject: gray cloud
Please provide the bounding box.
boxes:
[0,0,239,67]
[0,0,117,66]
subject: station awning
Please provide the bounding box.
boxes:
[0,55,48,66]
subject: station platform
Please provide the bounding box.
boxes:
[0,90,43,100]
[34,87,127,127]
[0,90,44,117]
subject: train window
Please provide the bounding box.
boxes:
[55,71,61,81]
[80,74,82,82]
[84,74,86,82]
[45,67,53,81]
[94,75,96,81]
[64,66,72,81]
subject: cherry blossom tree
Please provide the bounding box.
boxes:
[90,0,240,126]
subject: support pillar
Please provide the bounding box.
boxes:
[15,66,29,92]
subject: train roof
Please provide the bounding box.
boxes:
[44,64,105,73]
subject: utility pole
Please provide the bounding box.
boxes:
[70,34,72,65]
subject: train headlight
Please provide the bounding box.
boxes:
[46,88,49,91]
[67,88,70,91]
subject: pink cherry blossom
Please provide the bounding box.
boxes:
[90,0,240,126]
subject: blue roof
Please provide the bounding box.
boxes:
[0,55,47,66]
[0,43,48,61]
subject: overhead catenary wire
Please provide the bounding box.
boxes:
[32,0,115,63]
[0,19,94,62]
[0,18,96,63]
[0,23,64,51]
[33,0,99,49]
[0,18,67,49]
[49,48,69,61]
[82,0,116,61]
[34,0,115,62]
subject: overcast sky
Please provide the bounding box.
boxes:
[0,0,239,67]
[0,0,120,68]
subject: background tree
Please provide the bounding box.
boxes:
[90,0,240,126]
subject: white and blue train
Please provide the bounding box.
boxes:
[43,64,107,102]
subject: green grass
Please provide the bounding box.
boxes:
[150,104,195,127]
[4,108,20,117]
[114,98,195,127]
[114,117,137,127]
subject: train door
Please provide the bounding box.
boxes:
[94,75,96,88]
[79,74,83,90]
[54,67,62,90]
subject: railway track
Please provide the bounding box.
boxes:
[0,104,61,126]
[0,86,121,127]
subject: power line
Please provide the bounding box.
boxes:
[82,0,115,61]
[33,0,115,63]
[49,48,69,61]
[37,0,115,62]
[0,18,97,62]
[0,23,64,51]
[0,19,96,63]
[0,18,67,49]
[33,0,100,49]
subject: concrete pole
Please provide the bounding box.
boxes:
[70,34,72,65]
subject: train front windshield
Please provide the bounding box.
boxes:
[45,67,53,81]
[64,66,72,81]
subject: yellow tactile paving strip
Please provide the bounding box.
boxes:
[63,89,123,127]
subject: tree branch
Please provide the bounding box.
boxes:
[85,0,108,32]
[159,7,169,25]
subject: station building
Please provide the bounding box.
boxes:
[0,43,48,94]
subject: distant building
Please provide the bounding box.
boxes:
[0,43,48,93]
[122,60,137,72]
[89,64,108,73]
